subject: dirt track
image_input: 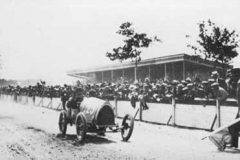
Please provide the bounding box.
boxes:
[0,101,240,160]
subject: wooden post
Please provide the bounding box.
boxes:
[216,100,221,127]
[41,97,44,107]
[172,97,176,126]
[57,103,62,110]
[122,69,125,82]
[139,101,142,121]
[25,96,28,105]
[210,114,217,131]
[47,98,52,108]
[33,96,35,106]
[167,115,172,125]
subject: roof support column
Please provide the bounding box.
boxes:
[101,71,104,82]
[183,61,186,80]
[149,65,151,79]
[111,70,114,83]
[122,69,125,82]
[164,63,167,80]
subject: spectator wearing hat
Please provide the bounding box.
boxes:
[211,82,229,106]
[181,80,187,88]
[198,81,213,107]
[186,77,192,84]
[159,83,167,98]
[236,80,240,112]
[60,85,70,110]
[211,71,226,89]
[165,85,173,98]
[139,80,150,110]
[176,83,184,99]
[210,82,232,151]
[185,83,195,102]
[152,84,162,102]
[203,81,214,99]
[129,82,140,108]
[88,84,97,97]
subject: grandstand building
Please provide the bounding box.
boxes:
[67,53,232,83]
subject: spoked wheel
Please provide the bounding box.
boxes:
[75,113,87,141]
[121,114,134,141]
[58,111,67,135]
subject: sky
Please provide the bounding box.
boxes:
[0,0,240,85]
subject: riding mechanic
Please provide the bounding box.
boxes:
[65,82,84,125]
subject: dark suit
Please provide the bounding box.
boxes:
[228,87,240,148]
[216,78,227,89]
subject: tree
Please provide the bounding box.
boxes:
[187,20,239,78]
[106,22,161,82]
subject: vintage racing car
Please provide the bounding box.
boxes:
[58,97,134,141]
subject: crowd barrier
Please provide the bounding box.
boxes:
[0,94,238,131]
[0,94,63,110]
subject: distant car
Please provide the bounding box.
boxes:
[58,97,134,141]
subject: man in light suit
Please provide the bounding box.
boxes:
[211,71,227,89]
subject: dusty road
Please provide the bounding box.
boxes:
[0,100,240,160]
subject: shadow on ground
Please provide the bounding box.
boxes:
[224,148,240,154]
[56,133,116,146]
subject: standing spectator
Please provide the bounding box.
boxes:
[210,82,230,151]
[88,84,97,97]
[211,71,227,89]
[129,82,139,108]
[139,78,151,110]
[228,79,240,149]
[200,81,213,107]
[60,84,70,110]
[211,82,228,106]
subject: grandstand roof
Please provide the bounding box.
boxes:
[67,53,231,76]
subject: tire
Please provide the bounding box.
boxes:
[58,111,67,135]
[121,114,134,141]
[75,112,87,141]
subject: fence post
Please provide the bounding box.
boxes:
[33,96,35,105]
[114,96,118,117]
[47,98,52,108]
[172,97,176,126]
[216,100,221,127]
[57,103,62,110]
[25,96,28,105]
[139,101,142,121]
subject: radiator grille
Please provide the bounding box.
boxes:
[96,105,114,125]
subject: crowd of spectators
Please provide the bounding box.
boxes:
[0,70,238,108]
